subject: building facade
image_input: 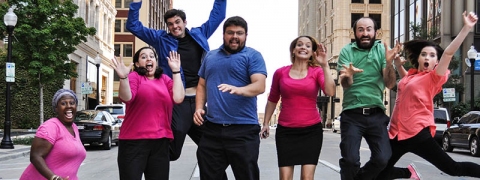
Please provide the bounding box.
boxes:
[298,0,392,126]
[391,0,478,111]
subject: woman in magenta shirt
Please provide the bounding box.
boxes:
[377,12,480,179]
[261,36,335,180]
[20,89,85,180]
[111,47,184,180]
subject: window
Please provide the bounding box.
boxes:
[351,13,364,28]
[114,44,133,57]
[114,19,129,33]
[352,0,364,3]
[116,0,133,8]
[369,0,381,3]
[370,14,382,30]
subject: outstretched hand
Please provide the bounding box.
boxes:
[463,11,478,28]
[314,43,328,67]
[384,40,402,65]
[111,55,133,79]
[167,51,181,72]
[339,63,363,79]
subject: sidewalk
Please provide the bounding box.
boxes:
[0,129,35,161]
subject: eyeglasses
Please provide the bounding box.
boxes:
[225,31,245,36]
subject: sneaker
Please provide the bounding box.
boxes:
[407,163,422,180]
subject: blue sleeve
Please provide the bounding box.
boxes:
[248,50,267,77]
[197,0,227,39]
[126,1,167,46]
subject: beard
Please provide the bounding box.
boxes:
[223,40,246,54]
[355,34,376,49]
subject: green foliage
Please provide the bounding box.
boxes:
[450,97,480,119]
[0,0,96,85]
[13,136,34,145]
[0,0,95,128]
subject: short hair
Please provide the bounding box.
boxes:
[352,17,378,31]
[223,16,248,34]
[164,9,186,22]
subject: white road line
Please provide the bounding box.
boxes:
[319,159,341,173]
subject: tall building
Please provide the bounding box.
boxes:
[391,0,478,110]
[298,0,391,126]
[68,0,117,110]
[112,0,171,103]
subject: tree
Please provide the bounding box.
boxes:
[0,0,96,125]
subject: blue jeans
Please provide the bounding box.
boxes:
[339,108,391,180]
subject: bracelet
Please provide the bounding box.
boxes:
[50,175,60,180]
[172,71,181,74]
[120,76,128,80]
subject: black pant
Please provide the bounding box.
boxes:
[377,127,480,179]
[170,96,203,161]
[117,139,170,180]
[339,109,391,180]
[197,121,261,180]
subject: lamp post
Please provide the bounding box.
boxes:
[467,45,477,111]
[1,7,17,149]
[95,53,101,106]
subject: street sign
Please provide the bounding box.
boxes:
[5,62,15,82]
[81,82,93,95]
[442,88,455,102]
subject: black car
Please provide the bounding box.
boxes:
[442,111,480,157]
[74,110,121,150]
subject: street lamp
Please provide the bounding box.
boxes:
[467,45,477,111]
[95,53,101,106]
[1,7,18,149]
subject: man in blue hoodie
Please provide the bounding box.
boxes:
[126,0,226,162]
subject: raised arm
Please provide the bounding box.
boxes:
[198,0,227,38]
[383,41,401,89]
[436,11,478,76]
[126,0,166,46]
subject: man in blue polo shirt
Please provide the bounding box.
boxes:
[193,16,267,180]
[126,0,226,162]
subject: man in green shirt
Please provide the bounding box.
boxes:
[337,17,399,180]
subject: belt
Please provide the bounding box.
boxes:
[347,107,383,116]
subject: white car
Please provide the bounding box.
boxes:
[434,107,450,143]
[332,116,341,133]
[95,104,126,130]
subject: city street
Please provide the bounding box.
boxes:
[1,129,480,179]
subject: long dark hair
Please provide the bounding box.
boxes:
[403,40,444,69]
[133,47,163,79]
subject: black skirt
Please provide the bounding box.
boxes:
[275,122,324,167]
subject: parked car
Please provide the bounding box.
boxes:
[95,104,126,123]
[442,111,480,157]
[74,110,121,150]
[434,107,450,143]
[332,116,341,133]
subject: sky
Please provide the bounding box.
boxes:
[173,0,299,113]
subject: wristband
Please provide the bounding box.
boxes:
[120,76,128,80]
[172,71,181,74]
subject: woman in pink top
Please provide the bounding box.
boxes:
[377,12,480,180]
[261,36,335,180]
[111,47,184,180]
[20,89,86,180]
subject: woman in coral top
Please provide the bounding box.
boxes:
[261,36,335,180]
[20,89,85,180]
[377,11,480,179]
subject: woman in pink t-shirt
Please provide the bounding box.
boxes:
[261,36,335,180]
[377,12,480,180]
[111,47,184,180]
[20,89,86,180]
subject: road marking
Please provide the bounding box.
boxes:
[319,159,340,173]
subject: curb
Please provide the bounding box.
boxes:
[0,149,30,161]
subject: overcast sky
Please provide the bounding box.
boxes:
[173,0,299,113]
